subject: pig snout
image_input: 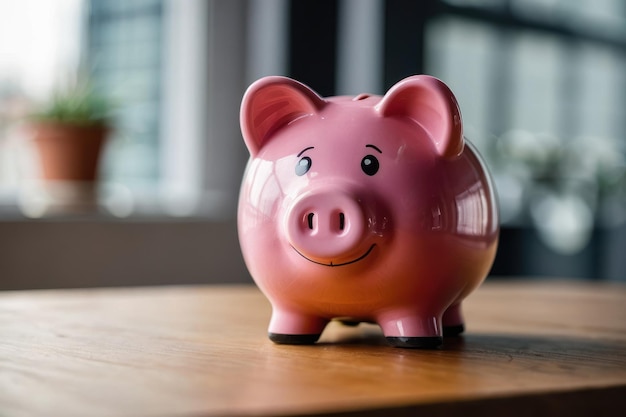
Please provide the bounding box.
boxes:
[285,189,368,265]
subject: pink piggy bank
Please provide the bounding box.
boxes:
[238,75,499,348]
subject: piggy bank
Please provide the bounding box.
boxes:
[238,75,499,348]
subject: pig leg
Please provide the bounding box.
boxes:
[268,308,328,345]
[442,303,465,337]
[378,311,443,349]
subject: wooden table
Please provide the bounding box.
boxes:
[1,280,625,417]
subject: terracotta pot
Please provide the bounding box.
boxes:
[31,122,109,182]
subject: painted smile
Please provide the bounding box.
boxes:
[291,244,376,267]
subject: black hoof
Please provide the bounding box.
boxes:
[386,336,443,349]
[443,324,465,337]
[269,333,320,345]
[339,320,361,327]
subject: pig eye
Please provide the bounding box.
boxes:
[361,155,379,176]
[296,156,312,176]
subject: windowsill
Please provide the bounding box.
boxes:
[0,206,236,223]
[0,197,250,291]
[0,182,238,222]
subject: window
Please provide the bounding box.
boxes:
[87,0,164,192]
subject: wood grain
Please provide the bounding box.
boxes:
[0,280,625,417]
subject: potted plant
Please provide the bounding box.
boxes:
[31,81,112,182]
[24,81,114,215]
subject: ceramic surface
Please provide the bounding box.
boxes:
[238,75,499,348]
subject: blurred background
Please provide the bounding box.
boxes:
[0,0,624,290]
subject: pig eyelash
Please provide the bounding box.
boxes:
[293,145,381,177]
[297,146,314,157]
[365,144,382,154]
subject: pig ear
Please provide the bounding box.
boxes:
[376,75,464,159]
[240,76,326,156]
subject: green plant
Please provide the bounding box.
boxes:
[32,82,112,125]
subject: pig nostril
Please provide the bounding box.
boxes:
[307,213,315,230]
[339,213,345,231]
